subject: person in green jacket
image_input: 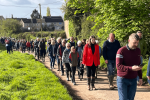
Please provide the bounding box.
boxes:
[136,31,147,82]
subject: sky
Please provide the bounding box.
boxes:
[0,0,65,19]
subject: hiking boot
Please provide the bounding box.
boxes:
[73,82,76,85]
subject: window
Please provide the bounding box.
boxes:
[59,23,62,25]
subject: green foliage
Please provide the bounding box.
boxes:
[0,19,22,37]
[47,7,51,16]
[0,49,72,100]
[142,59,149,82]
[100,56,107,69]
[3,31,66,40]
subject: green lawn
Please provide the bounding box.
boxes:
[0,43,72,100]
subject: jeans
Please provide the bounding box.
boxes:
[107,60,116,76]
[50,56,56,67]
[117,76,137,100]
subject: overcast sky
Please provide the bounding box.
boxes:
[0,0,65,19]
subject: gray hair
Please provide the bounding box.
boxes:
[66,42,70,47]
[129,33,140,40]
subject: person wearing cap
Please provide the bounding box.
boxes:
[103,33,121,89]
[116,33,143,100]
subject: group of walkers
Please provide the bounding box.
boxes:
[1,31,150,100]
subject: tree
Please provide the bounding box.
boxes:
[47,7,51,16]
[0,19,22,37]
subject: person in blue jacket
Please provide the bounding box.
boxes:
[147,57,150,85]
[48,40,57,69]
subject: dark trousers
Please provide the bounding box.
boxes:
[65,63,71,76]
[50,56,56,68]
[22,47,26,53]
[6,46,10,54]
[27,47,30,52]
[71,67,76,82]
[60,60,64,74]
[86,64,96,77]
[40,49,46,58]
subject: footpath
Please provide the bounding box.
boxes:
[25,51,150,100]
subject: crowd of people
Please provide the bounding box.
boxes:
[0,31,150,100]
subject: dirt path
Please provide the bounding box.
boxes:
[25,51,150,100]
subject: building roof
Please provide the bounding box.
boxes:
[43,16,63,22]
[13,18,27,21]
[0,16,4,20]
[22,19,32,23]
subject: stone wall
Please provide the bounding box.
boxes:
[64,20,70,38]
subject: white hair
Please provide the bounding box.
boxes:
[66,42,70,47]
[95,40,99,44]
[57,37,61,42]
[77,40,82,45]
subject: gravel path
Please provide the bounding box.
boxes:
[27,51,150,100]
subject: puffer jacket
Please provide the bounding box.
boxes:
[62,48,70,64]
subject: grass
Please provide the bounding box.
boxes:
[0,43,72,100]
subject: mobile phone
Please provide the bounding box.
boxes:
[139,64,144,67]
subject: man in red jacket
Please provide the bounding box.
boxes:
[116,33,143,100]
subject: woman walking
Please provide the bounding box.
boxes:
[48,40,57,69]
[82,36,100,90]
[62,43,72,79]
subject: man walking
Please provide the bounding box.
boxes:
[116,33,143,100]
[103,33,121,89]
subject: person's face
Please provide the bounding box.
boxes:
[73,48,75,53]
[70,37,73,42]
[62,41,66,46]
[52,41,55,45]
[91,38,95,44]
[109,34,115,42]
[78,43,81,46]
[137,33,142,39]
[86,40,89,44]
[66,44,70,49]
[58,39,61,43]
[128,39,139,49]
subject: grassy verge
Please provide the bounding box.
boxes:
[0,43,72,100]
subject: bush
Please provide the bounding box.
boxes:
[0,49,72,100]
[100,56,107,69]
